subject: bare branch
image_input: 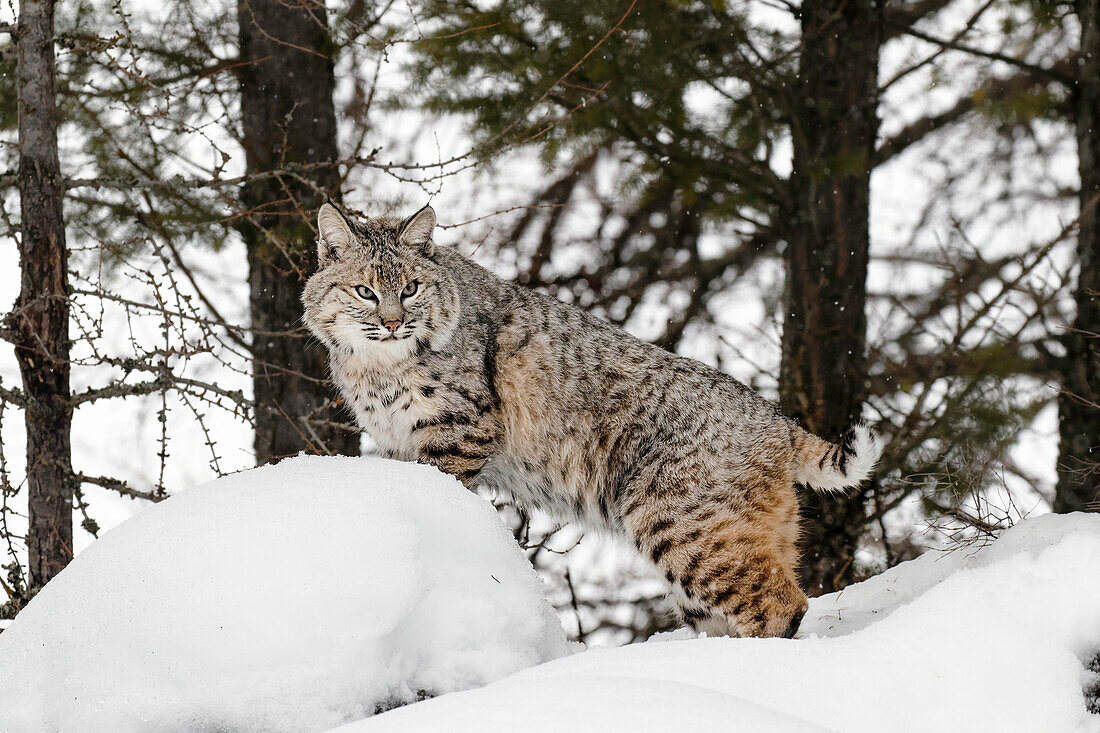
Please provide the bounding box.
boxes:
[0,383,28,410]
[78,474,166,503]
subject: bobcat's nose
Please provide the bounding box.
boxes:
[382,319,403,333]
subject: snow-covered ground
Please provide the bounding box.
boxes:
[0,457,572,732]
[351,513,1100,733]
[0,457,1097,733]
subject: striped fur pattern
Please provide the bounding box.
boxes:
[302,203,883,639]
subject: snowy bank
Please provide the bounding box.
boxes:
[344,513,1100,733]
[0,456,571,733]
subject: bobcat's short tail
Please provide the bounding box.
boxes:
[793,423,883,492]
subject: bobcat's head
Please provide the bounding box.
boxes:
[302,203,460,368]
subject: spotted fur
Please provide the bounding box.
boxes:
[302,203,883,638]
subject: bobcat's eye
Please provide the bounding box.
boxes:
[354,285,377,302]
[401,280,420,299]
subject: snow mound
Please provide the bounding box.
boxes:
[0,456,572,733]
[343,513,1100,733]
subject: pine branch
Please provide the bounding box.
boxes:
[883,0,955,39]
[874,56,1073,166]
[898,26,1073,83]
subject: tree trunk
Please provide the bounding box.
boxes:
[1055,0,1100,513]
[780,0,882,594]
[236,0,360,464]
[11,0,74,590]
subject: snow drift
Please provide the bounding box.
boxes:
[2,453,1098,733]
[343,513,1100,733]
[0,456,572,732]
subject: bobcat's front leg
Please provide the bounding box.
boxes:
[410,412,502,488]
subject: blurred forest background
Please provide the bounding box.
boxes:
[0,0,1097,642]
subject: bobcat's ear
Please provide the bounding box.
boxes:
[398,205,436,256]
[317,203,355,266]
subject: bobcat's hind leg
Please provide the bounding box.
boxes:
[665,548,807,638]
[621,469,808,638]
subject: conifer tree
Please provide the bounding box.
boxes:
[1055,0,1100,512]
[237,0,361,464]
[780,0,881,593]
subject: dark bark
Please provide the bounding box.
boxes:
[236,0,359,464]
[10,0,74,589]
[1055,0,1100,512]
[781,0,882,594]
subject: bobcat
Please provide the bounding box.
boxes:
[302,202,882,639]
